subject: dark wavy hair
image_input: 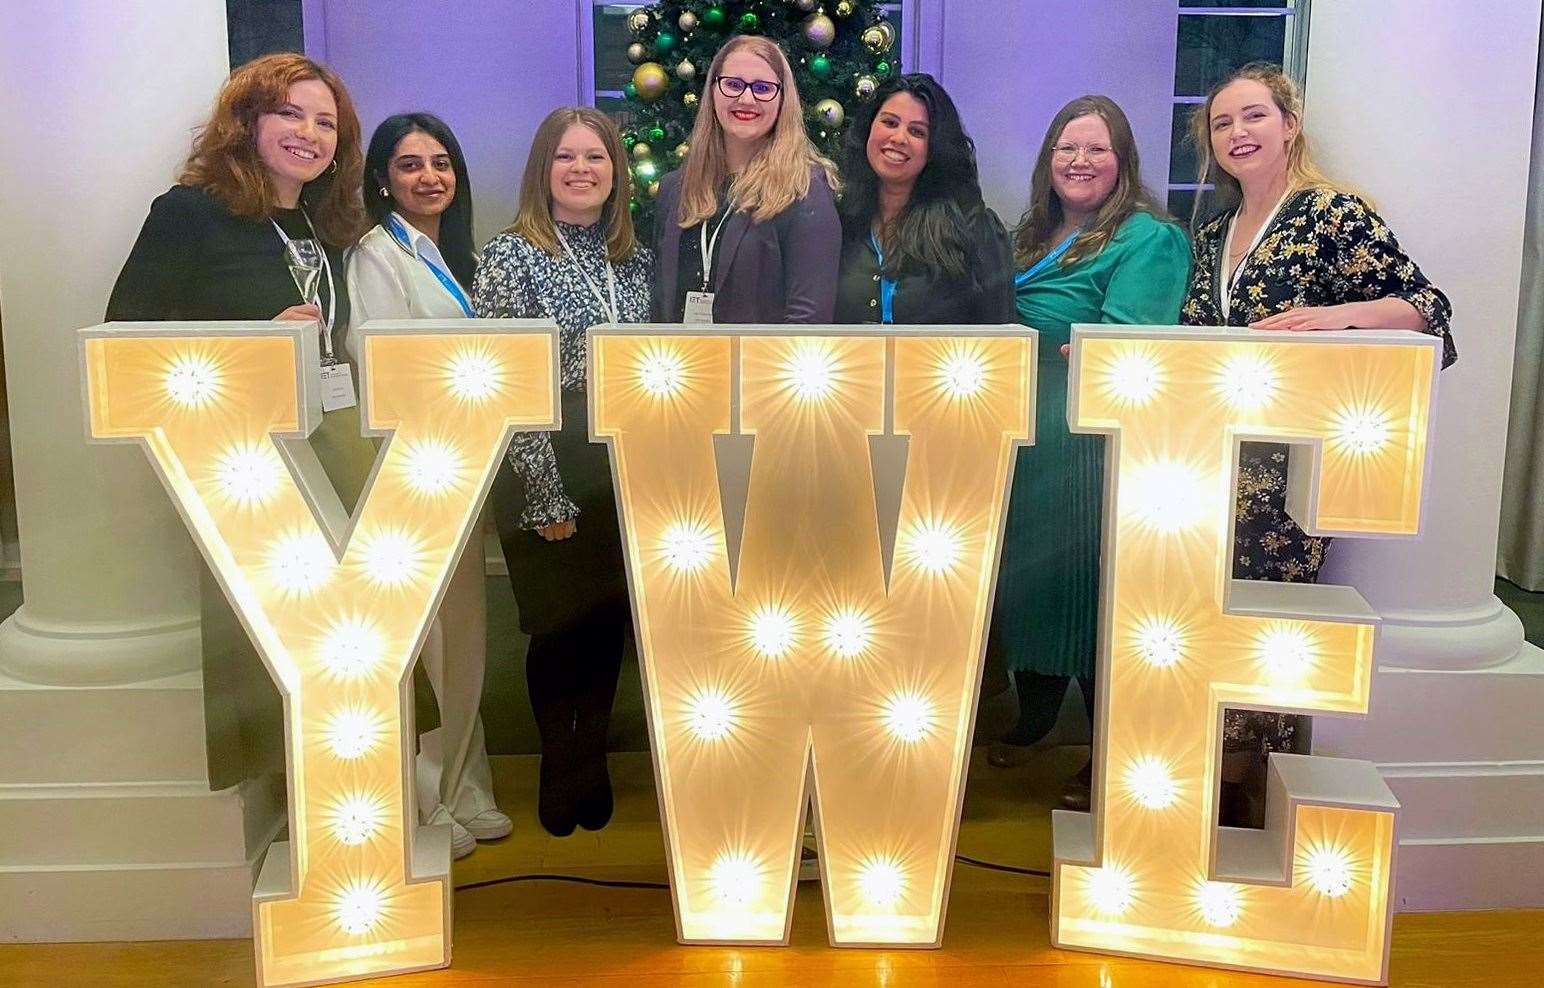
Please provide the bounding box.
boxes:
[363,112,477,289]
[180,53,368,248]
[838,73,987,284]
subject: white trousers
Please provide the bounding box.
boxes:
[415,517,498,824]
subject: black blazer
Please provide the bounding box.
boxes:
[652,165,841,324]
[834,207,1017,325]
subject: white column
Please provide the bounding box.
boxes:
[0,0,281,940]
[1306,0,1544,909]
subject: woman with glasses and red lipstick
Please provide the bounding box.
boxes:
[652,34,840,325]
[833,73,1015,326]
[987,96,1191,811]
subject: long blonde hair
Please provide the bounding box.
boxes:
[1188,62,1343,224]
[678,35,839,226]
[508,106,639,263]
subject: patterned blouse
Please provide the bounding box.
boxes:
[1182,188,1453,758]
[472,221,652,529]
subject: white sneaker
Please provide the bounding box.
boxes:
[428,804,477,860]
[459,807,513,842]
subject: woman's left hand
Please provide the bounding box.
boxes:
[1250,303,1363,331]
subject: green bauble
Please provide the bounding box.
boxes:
[623,81,637,99]
[621,132,638,150]
[737,11,760,32]
[702,6,726,31]
[814,98,844,128]
[808,53,832,79]
[876,60,891,77]
[632,62,670,102]
[647,125,666,143]
[655,31,677,55]
[629,199,639,216]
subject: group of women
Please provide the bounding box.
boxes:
[107,37,1454,849]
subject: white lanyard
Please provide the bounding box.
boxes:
[553,226,620,324]
[271,211,337,351]
[698,202,734,290]
[1219,190,1289,321]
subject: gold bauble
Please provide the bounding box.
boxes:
[678,11,698,33]
[631,142,652,160]
[683,91,699,108]
[854,74,878,99]
[627,42,648,64]
[647,180,661,198]
[813,98,844,128]
[675,58,696,82]
[802,13,836,48]
[632,62,670,103]
[835,0,855,17]
[862,23,895,55]
[674,141,691,160]
[627,9,651,34]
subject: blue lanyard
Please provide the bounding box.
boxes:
[387,215,473,316]
[868,233,898,324]
[1014,230,1081,287]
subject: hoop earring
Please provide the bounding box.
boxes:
[327,160,338,175]
[379,187,390,198]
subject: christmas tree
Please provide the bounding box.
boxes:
[617,0,899,236]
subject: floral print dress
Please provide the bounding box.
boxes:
[1182,188,1455,756]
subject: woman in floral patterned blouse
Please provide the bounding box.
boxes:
[473,107,651,837]
[1181,63,1454,825]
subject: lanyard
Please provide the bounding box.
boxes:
[867,233,898,325]
[698,201,734,291]
[553,225,620,324]
[386,215,474,317]
[1014,229,1081,288]
[271,211,336,352]
[1219,190,1290,321]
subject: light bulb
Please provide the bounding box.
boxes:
[659,520,715,573]
[333,878,387,935]
[323,706,383,760]
[939,351,986,398]
[857,857,906,907]
[213,441,282,507]
[708,849,762,908]
[1132,615,1185,668]
[319,617,384,679]
[882,691,933,743]
[747,604,798,659]
[1257,624,1316,681]
[328,793,387,846]
[1125,755,1178,809]
[1304,846,1354,897]
[163,353,221,407]
[823,607,873,659]
[786,342,838,401]
[1127,459,1211,534]
[267,531,336,595]
[1197,881,1243,927]
[1217,352,1278,409]
[358,528,424,587]
[445,350,503,402]
[638,350,686,398]
[401,439,462,496]
[903,520,962,575]
[1086,866,1135,915]
[1332,403,1391,455]
[1105,350,1161,406]
[686,688,736,741]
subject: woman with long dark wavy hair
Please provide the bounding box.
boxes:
[987,96,1191,810]
[834,73,1014,325]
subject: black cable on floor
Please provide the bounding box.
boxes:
[456,854,1050,892]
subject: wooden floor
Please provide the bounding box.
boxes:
[1,749,1535,987]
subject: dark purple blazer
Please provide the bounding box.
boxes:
[651,164,841,324]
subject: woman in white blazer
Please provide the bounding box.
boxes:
[333,112,506,859]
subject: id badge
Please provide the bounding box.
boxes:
[319,361,358,412]
[683,290,716,325]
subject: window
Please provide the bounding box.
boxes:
[1167,1,1310,224]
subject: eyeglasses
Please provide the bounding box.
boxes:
[715,76,783,102]
[1051,143,1114,163]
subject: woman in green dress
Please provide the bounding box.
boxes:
[988,96,1191,808]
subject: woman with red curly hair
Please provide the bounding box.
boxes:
[107,52,368,347]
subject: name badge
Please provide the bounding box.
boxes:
[320,361,358,412]
[683,290,716,326]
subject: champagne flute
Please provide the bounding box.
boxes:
[284,238,330,360]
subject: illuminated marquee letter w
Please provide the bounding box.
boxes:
[1054,326,1439,984]
[81,320,557,987]
[591,328,1034,946]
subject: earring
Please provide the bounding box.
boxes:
[327,159,338,175]
[379,187,390,198]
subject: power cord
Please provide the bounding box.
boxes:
[455,854,1049,893]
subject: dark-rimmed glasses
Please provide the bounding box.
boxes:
[715,76,782,102]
